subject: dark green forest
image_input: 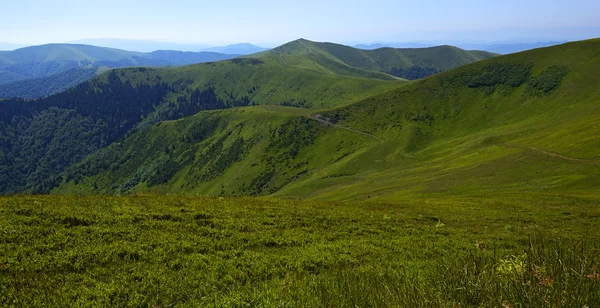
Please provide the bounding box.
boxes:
[0,68,254,194]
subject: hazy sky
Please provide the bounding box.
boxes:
[1,0,599,45]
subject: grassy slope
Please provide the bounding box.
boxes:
[251,39,497,80]
[278,40,600,200]
[57,39,600,200]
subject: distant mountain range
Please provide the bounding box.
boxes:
[68,39,210,53]
[0,44,238,98]
[467,41,567,54]
[202,43,269,55]
[68,39,270,55]
[353,41,566,55]
[353,43,433,50]
[0,42,28,51]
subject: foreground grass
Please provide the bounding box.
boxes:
[1,194,599,307]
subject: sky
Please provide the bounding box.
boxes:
[1,0,599,46]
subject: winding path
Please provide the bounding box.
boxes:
[277,54,290,67]
[303,117,597,164]
[299,40,313,54]
[308,114,383,143]
[504,143,600,165]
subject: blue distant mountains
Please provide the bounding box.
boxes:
[354,41,567,55]
[0,44,238,99]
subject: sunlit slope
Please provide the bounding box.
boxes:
[276,39,600,200]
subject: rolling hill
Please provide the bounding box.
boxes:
[49,40,600,199]
[251,39,497,80]
[0,44,238,98]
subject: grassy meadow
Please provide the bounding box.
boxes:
[1,194,599,307]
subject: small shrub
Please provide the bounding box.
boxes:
[527,65,570,95]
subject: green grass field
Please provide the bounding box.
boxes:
[2,194,599,307]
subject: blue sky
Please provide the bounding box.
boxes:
[1,0,599,45]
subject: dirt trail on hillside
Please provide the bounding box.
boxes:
[299,40,313,54]
[504,143,600,165]
[308,114,383,143]
[277,54,290,67]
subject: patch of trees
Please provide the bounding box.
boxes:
[527,65,570,94]
[229,58,265,66]
[404,111,435,126]
[279,99,313,108]
[150,86,252,125]
[388,66,439,80]
[440,61,570,96]
[0,70,172,194]
[465,62,533,88]
[0,107,106,193]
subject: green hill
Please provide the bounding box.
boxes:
[53,40,600,199]
[251,39,497,80]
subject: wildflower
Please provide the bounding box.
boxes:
[587,265,600,280]
[586,273,600,280]
[539,276,555,287]
[496,254,527,276]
